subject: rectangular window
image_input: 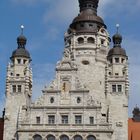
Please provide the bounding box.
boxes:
[17,85,22,92]
[112,85,116,92]
[48,115,55,124]
[112,85,122,92]
[12,85,16,93]
[17,59,21,64]
[121,58,125,63]
[115,58,119,63]
[75,115,82,124]
[62,115,68,124]
[101,39,105,45]
[89,117,94,124]
[23,59,27,64]
[115,73,119,76]
[118,85,122,92]
[36,117,40,124]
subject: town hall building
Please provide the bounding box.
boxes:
[3,0,129,140]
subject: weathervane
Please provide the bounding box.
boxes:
[21,25,24,35]
[116,24,120,34]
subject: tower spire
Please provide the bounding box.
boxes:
[17,25,27,48]
[113,24,122,47]
[79,0,99,15]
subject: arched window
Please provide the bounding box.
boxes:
[47,135,55,140]
[74,135,83,140]
[60,135,69,140]
[33,134,42,140]
[87,135,96,140]
[87,37,95,44]
[77,37,84,44]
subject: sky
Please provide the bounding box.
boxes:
[0,0,140,117]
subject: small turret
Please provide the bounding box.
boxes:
[10,25,31,63]
[108,24,127,58]
[132,106,140,122]
[4,25,33,140]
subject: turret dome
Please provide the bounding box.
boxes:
[10,26,31,60]
[108,27,127,57]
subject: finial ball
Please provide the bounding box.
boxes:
[21,25,24,29]
[116,24,120,28]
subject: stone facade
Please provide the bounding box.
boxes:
[3,0,129,140]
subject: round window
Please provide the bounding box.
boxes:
[50,97,54,103]
[82,60,90,65]
[77,97,81,103]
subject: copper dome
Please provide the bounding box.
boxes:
[108,46,127,57]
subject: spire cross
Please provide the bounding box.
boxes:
[116,24,120,34]
[21,25,24,35]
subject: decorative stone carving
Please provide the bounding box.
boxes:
[56,60,77,71]
[49,80,57,90]
[4,114,10,121]
[75,78,82,89]
[87,96,95,106]
[34,96,44,106]
[116,122,123,127]
[87,96,101,107]
[107,133,112,138]
[63,48,70,59]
